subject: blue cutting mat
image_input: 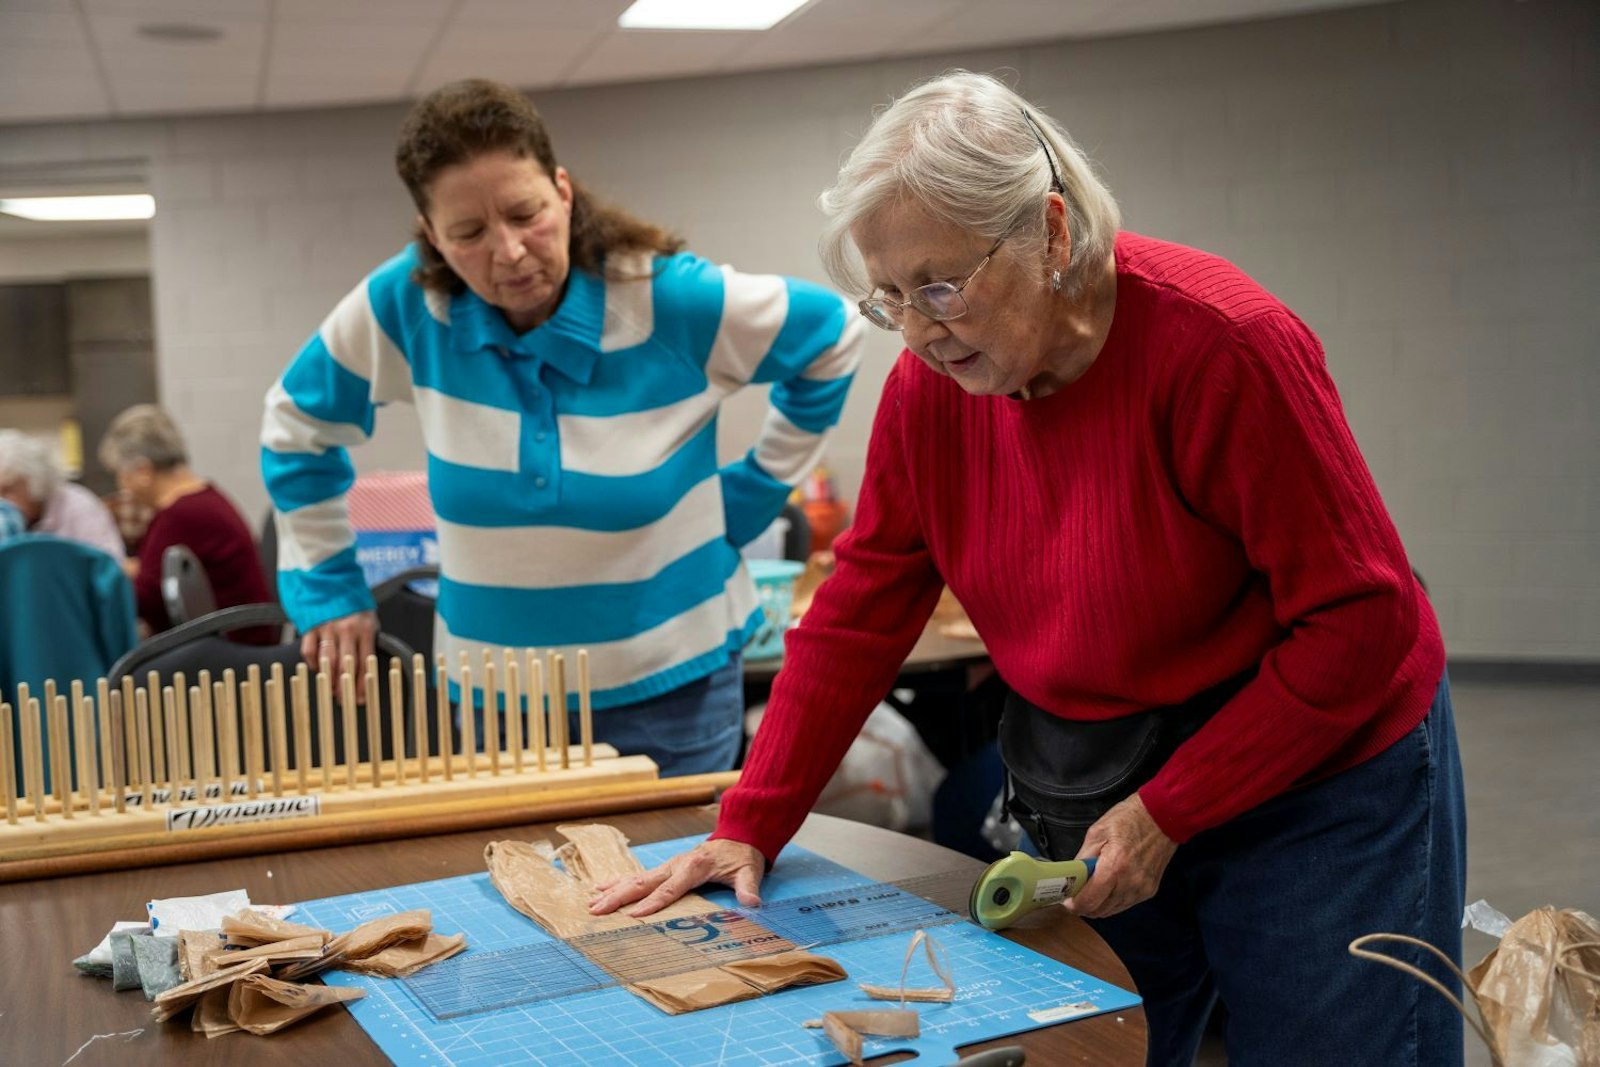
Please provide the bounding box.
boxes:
[295,835,1140,1066]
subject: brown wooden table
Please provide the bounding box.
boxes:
[0,808,1145,1065]
[743,623,990,684]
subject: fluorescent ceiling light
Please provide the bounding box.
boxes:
[0,194,156,221]
[619,0,810,31]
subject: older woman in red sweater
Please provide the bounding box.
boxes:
[593,72,1465,1066]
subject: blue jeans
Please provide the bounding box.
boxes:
[563,652,745,777]
[1088,672,1467,1066]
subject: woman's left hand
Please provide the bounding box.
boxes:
[1060,793,1177,919]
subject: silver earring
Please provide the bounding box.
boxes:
[1050,268,1062,292]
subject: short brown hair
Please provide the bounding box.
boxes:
[395,79,683,292]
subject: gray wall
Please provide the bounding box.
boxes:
[0,0,1593,659]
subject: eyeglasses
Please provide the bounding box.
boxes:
[857,235,1005,332]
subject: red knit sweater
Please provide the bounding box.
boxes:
[717,232,1445,860]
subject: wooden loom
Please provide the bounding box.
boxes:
[0,648,738,883]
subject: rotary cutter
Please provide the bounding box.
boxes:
[968,852,1097,930]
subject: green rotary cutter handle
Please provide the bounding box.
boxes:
[968,852,1097,931]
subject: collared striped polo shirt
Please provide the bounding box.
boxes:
[261,244,862,708]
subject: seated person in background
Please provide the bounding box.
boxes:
[0,429,125,561]
[0,498,25,544]
[98,405,275,642]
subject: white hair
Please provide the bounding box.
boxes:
[819,70,1120,299]
[98,404,188,473]
[0,429,63,502]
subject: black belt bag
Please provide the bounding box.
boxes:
[999,672,1252,861]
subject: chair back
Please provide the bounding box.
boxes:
[109,604,422,767]
[0,535,138,787]
[372,565,439,673]
[161,543,217,625]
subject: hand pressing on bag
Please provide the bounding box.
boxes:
[1060,793,1177,919]
[588,838,766,918]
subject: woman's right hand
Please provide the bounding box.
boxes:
[588,838,766,918]
[300,610,379,693]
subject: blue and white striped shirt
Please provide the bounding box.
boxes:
[261,244,862,708]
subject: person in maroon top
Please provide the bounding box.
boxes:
[592,73,1467,1065]
[98,405,275,643]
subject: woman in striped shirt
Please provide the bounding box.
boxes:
[261,79,863,775]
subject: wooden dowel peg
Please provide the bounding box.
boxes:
[551,653,569,770]
[527,652,546,774]
[265,673,285,798]
[134,687,153,811]
[162,687,181,808]
[340,659,358,790]
[387,659,404,786]
[46,691,67,807]
[482,651,500,777]
[364,655,381,790]
[23,697,45,822]
[108,689,126,815]
[505,653,524,775]
[578,649,593,768]
[196,670,215,794]
[145,671,165,784]
[214,680,234,801]
[118,677,136,790]
[317,658,334,791]
[171,672,190,787]
[435,658,453,782]
[244,664,264,800]
[188,686,205,803]
[269,663,288,796]
[195,677,216,798]
[292,665,311,794]
[43,681,59,796]
[412,654,430,785]
[459,654,477,779]
[1,702,16,825]
[69,680,85,803]
[54,695,76,817]
[79,693,101,816]
[95,678,113,794]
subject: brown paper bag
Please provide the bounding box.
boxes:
[1352,906,1600,1067]
[486,825,848,1014]
[228,974,365,1035]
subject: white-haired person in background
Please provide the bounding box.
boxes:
[0,429,124,561]
[592,71,1466,1067]
[99,405,273,640]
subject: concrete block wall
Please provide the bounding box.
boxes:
[0,0,1593,658]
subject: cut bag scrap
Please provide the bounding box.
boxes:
[485,823,846,1014]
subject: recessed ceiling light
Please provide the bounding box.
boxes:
[0,195,156,222]
[137,22,224,43]
[618,0,810,31]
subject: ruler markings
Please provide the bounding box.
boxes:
[403,873,968,1021]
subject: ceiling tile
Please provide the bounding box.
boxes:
[0,67,111,123]
[80,0,267,16]
[110,75,259,115]
[562,29,753,86]
[0,8,90,47]
[453,0,630,31]
[414,27,609,93]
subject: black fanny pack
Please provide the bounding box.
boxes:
[999,672,1252,861]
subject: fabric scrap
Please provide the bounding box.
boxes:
[131,933,184,1000]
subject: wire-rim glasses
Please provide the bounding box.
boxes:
[857,235,1006,332]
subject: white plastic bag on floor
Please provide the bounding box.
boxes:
[745,702,945,834]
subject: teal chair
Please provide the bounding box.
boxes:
[0,535,137,791]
